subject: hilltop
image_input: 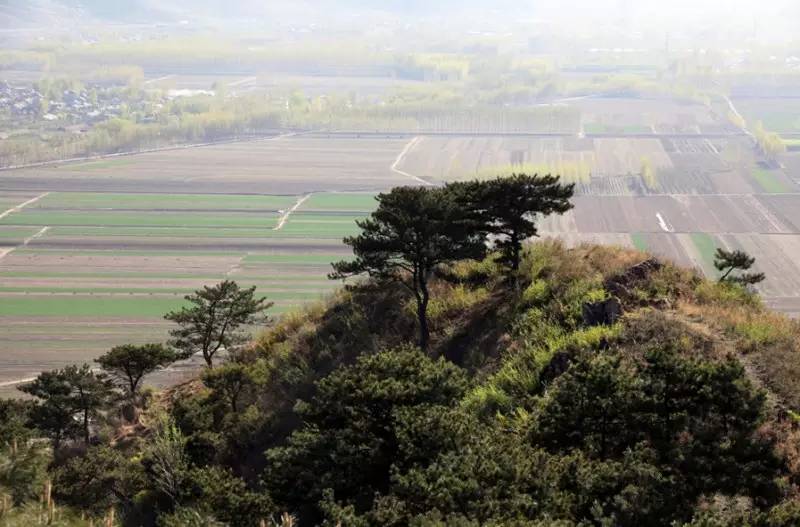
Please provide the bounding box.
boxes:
[3,239,800,526]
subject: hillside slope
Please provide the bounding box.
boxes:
[157,240,800,526]
[3,240,800,526]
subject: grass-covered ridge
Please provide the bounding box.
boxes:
[4,241,800,526]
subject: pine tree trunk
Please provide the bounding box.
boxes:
[418,276,431,352]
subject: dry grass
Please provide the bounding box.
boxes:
[680,282,800,411]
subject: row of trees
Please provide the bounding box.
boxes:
[18,281,272,450]
[753,120,787,159]
[332,174,574,350]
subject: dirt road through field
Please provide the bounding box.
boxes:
[0,192,49,220]
[391,137,433,185]
[274,194,313,230]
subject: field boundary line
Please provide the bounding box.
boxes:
[274,194,313,230]
[0,131,309,172]
[391,137,434,186]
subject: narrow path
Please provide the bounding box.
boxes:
[0,377,36,388]
[0,192,49,220]
[143,74,176,86]
[656,212,674,233]
[24,226,50,245]
[0,366,102,388]
[391,137,434,186]
[229,76,257,87]
[274,194,313,231]
[0,226,50,263]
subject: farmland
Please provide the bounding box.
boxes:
[0,134,423,388]
[4,96,800,390]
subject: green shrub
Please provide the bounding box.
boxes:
[521,279,549,307]
[0,441,50,506]
[427,285,490,321]
[734,319,789,352]
[696,281,761,309]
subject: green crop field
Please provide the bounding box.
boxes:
[631,233,648,252]
[0,186,375,384]
[0,192,365,322]
[34,192,297,211]
[302,193,377,211]
[690,232,719,276]
[752,168,790,194]
[0,287,332,298]
[0,210,281,228]
[47,226,272,238]
[0,295,302,317]
[0,227,40,239]
[0,296,189,317]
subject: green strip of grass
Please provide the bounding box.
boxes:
[752,168,790,194]
[690,233,719,276]
[0,271,227,279]
[631,233,648,252]
[13,248,242,257]
[290,213,366,223]
[36,192,296,211]
[0,296,189,317]
[0,211,280,229]
[280,224,362,237]
[0,200,26,211]
[0,227,39,239]
[583,122,606,134]
[0,288,331,300]
[0,270,333,282]
[0,294,316,317]
[44,227,344,245]
[301,193,378,211]
[48,226,271,238]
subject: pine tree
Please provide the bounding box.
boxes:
[714,248,765,285]
[331,186,485,350]
[448,173,574,278]
[165,281,273,368]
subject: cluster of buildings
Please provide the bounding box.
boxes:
[0,81,150,128]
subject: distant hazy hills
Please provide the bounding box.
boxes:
[2,0,535,26]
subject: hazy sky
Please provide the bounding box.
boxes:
[8,0,800,45]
